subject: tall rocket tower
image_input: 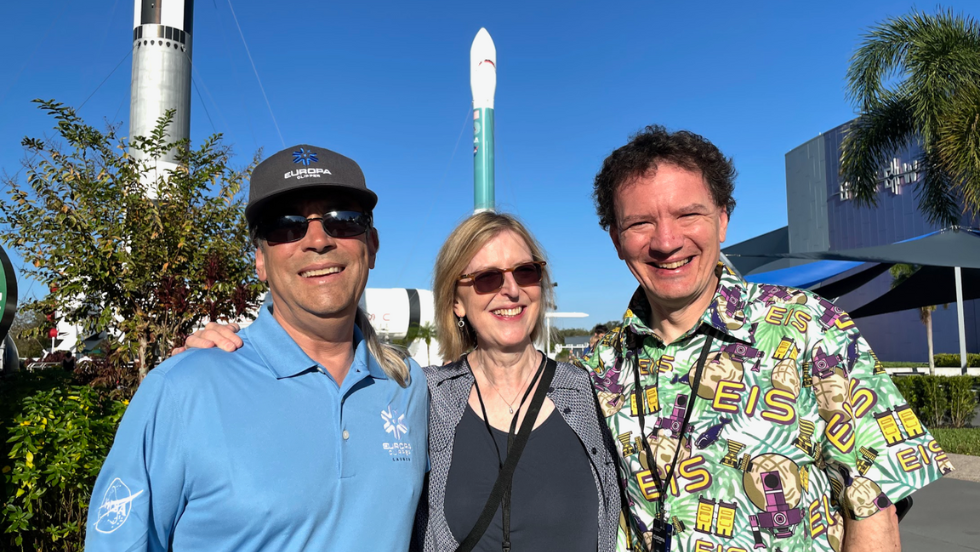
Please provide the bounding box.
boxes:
[129,0,194,183]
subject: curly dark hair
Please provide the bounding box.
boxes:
[592,125,737,230]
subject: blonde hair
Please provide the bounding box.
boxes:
[356,307,410,387]
[432,212,554,362]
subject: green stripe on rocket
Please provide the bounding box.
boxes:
[473,107,495,212]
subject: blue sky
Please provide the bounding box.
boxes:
[2,0,977,330]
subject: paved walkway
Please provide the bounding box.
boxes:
[901,471,980,551]
[945,453,980,483]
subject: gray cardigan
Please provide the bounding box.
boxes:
[412,358,622,552]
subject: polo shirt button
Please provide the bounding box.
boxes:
[343,430,350,440]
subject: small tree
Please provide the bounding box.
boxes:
[416,323,437,364]
[0,100,265,381]
[889,264,937,374]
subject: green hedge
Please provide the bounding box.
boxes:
[933,353,980,367]
[0,371,127,551]
[891,375,979,428]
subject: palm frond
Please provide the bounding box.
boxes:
[839,97,915,207]
[936,87,980,218]
[914,149,961,227]
[888,263,919,288]
[903,10,980,143]
[847,12,923,110]
[845,8,980,223]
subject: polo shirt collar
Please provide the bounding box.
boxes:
[244,303,389,381]
[620,263,755,346]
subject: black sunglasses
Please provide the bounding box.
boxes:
[256,211,372,244]
[457,261,547,294]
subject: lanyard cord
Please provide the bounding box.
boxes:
[631,329,715,522]
[470,353,547,552]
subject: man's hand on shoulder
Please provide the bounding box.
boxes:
[170,322,243,356]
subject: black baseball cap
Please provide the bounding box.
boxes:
[245,145,379,225]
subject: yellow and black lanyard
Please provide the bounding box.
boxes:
[630,329,715,552]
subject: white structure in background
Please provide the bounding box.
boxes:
[360,288,440,366]
[237,288,442,366]
[129,0,194,191]
[544,312,588,359]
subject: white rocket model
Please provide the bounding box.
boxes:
[470,28,497,213]
[129,0,194,188]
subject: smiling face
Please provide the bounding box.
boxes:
[255,191,378,334]
[610,163,729,318]
[453,229,541,353]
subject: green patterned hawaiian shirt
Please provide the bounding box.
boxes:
[576,265,952,552]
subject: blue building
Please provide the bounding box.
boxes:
[732,121,979,361]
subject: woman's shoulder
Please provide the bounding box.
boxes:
[421,358,469,387]
[553,359,593,387]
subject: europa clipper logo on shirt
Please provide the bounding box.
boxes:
[381,405,412,462]
[284,148,332,180]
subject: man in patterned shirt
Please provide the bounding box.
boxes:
[577,126,951,552]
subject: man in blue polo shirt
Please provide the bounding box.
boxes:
[86,146,428,552]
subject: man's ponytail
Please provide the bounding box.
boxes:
[355,307,410,387]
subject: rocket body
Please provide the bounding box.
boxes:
[470,28,496,213]
[129,0,194,188]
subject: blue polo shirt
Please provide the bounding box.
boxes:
[85,304,428,552]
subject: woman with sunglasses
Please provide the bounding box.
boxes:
[179,212,622,552]
[415,211,621,552]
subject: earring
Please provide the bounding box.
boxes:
[457,318,465,328]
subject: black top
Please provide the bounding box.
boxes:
[445,405,599,552]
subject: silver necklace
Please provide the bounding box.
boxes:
[477,355,537,415]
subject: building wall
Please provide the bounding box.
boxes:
[821,122,944,250]
[785,135,830,254]
[784,122,979,361]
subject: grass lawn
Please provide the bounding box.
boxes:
[932,428,980,456]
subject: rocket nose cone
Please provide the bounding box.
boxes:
[470,28,496,64]
[470,27,497,107]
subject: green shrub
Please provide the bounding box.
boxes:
[947,377,979,428]
[1,382,126,551]
[915,376,949,427]
[880,361,927,368]
[890,374,979,429]
[933,353,980,367]
[892,375,919,408]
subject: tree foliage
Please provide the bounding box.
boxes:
[9,311,44,360]
[415,322,437,363]
[0,100,265,379]
[841,9,980,226]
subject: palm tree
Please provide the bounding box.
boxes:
[416,323,437,365]
[841,9,980,226]
[889,264,937,374]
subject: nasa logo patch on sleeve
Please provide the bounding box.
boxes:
[94,478,144,534]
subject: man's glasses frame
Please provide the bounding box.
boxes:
[255,211,373,244]
[457,261,547,295]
